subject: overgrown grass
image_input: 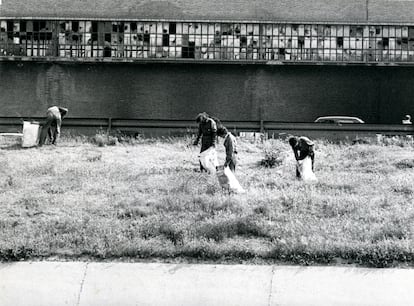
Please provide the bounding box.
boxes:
[0,134,413,267]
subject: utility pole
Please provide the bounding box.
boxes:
[366,0,369,21]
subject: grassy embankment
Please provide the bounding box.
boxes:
[0,135,413,267]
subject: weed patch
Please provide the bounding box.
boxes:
[196,216,270,242]
[394,159,414,169]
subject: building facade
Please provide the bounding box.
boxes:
[1,0,414,123]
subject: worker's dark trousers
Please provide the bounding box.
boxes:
[39,116,58,146]
[227,156,237,172]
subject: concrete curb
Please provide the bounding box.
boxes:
[1,262,413,306]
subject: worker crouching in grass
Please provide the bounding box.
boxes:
[289,136,317,181]
[39,106,68,146]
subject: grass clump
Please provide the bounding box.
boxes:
[377,135,414,147]
[196,216,270,242]
[92,133,118,147]
[394,159,414,169]
[260,141,287,168]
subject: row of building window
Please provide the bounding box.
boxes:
[2,20,414,62]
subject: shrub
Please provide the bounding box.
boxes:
[107,136,118,146]
[261,148,283,168]
[92,133,118,147]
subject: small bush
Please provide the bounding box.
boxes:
[261,149,283,168]
[114,130,145,145]
[93,134,107,147]
[107,136,118,146]
[92,133,118,147]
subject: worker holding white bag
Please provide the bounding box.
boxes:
[193,112,218,172]
[217,126,238,172]
[216,126,244,193]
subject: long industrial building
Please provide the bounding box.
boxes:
[1,0,414,124]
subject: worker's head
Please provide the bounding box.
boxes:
[217,127,228,138]
[299,136,314,146]
[298,136,314,150]
[404,114,411,120]
[288,136,298,148]
[195,112,209,123]
[59,107,68,118]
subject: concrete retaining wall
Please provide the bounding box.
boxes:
[0,61,413,124]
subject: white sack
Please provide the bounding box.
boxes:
[22,121,41,148]
[199,147,219,173]
[217,166,245,193]
[297,156,317,182]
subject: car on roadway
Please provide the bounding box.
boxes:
[314,116,365,124]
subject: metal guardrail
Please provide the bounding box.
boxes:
[0,117,413,137]
[263,122,414,133]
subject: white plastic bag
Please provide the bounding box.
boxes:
[199,147,219,173]
[22,121,41,148]
[297,156,317,182]
[217,166,245,193]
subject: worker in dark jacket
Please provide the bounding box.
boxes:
[217,126,238,172]
[193,112,217,171]
[39,106,68,146]
[289,136,315,178]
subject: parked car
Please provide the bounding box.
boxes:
[314,116,365,124]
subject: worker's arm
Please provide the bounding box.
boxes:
[55,117,62,135]
[210,120,217,146]
[224,137,233,167]
[193,124,202,145]
[292,147,300,161]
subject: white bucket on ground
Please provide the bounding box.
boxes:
[22,121,41,148]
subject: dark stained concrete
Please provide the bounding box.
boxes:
[0,61,413,124]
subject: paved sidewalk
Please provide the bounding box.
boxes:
[1,262,413,306]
